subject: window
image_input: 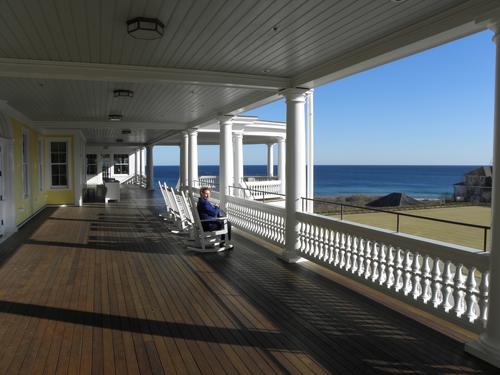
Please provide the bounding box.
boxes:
[86,154,97,175]
[114,154,129,174]
[50,141,68,187]
[38,140,43,191]
[22,131,29,198]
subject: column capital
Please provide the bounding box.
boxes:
[181,130,189,137]
[218,115,234,125]
[281,88,309,103]
[188,128,198,136]
[277,136,285,144]
[232,131,244,140]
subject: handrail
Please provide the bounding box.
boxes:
[300,196,491,251]
[229,185,286,202]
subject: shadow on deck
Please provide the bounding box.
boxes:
[0,185,496,374]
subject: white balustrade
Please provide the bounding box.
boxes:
[295,211,490,332]
[245,180,283,199]
[226,195,285,246]
[198,175,218,189]
[244,176,280,182]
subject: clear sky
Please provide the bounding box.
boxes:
[154,30,496,166]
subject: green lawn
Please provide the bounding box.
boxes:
[326,206,491,250]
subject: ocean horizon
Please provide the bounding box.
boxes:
[153,164,480,198]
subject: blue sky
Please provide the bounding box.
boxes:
[154,30,495,166]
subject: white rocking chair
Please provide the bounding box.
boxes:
[185,192,232,253]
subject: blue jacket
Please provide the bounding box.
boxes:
[197,197,220,221]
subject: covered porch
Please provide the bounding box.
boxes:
[0,185,496,374]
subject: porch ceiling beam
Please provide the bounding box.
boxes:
[292,1,500,88]
[187,91,282,130]
[35,121,185,130]
[0,58,290,91]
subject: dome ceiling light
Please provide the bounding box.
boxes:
[114,89,134,98]
[127,17,164,40]
[108,114,122,121]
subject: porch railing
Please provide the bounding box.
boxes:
[225,195,490,333]
[242,180,283,200]
[226,195,285,246]
[123,174,147,188]
[198,176,218,189]
[243,176,280,182]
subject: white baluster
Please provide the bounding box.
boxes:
[411,252,422,300]
[379,244,387,286]
[404,251,413,296]
[479,271,489,326]
[431,258,443,308]
[395,249,405,293]
[357,238,365,277]
[371,243,380,284]
[453,264,465,317]
[386,245,395,289]
[352,236,359,274]
[334,231,340,266]
[422,256,432,304]
[345,235,353,272]
[364,240,372,280]
[443,261,454,313]
[466,267,478,323]
[340,233,346,269]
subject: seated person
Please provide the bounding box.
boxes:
[197,187,232,249]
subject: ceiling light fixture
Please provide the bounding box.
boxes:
[108,114,122,121]
[127,17,164,40]
[121,129,132,135]
[114,89,134,98]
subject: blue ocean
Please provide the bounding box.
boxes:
[154,165,477,198]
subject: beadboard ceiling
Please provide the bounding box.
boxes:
[0,0,498,145]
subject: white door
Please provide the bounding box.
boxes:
[0,144,4,237]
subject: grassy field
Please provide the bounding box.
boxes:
[325,206,491,250]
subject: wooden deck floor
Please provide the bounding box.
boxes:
[0,185,497,374]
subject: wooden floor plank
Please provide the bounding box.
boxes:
[0,185,496,375]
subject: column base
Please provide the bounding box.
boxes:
[278,251,301,263]
[465,335,500,369]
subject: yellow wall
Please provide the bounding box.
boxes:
[11,118,75,225]
[12,118,47,224]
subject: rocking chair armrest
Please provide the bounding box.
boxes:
[200,217,228,222]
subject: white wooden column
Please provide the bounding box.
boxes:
[181,131,189,188]
[219,115,234,208]
[188,129,198,191]
[267,143,274,177]
[233,131,244,188]
[134,148,139,179]
[281,88,307,263]
[146,145,154,191]
[139,147,143,183]
[466,22,500,368]
[278,137,285,194]
[306,89,314,213]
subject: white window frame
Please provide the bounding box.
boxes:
[38,139,43,192]
[22,130,29,198]
[86,154,98,175]
[47,138,72,190]
[113,154,129,175]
